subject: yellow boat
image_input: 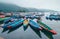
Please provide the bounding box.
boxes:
[23,19,29,31]
[23,19,29,25]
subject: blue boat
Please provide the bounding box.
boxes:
[26,16,40,19]
[8,19,24,29]
[4,15,21,24]
[2,19,19,29]
[46,14,60,20]
[1,19,21,32]
[4,17,14,24]
[29,19,42,30]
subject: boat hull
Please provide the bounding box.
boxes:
[29,20,41,30]
[37,20,57,35]
[8,19,24,28]
[23,19,29,31]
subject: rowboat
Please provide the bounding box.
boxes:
[7,19,24,29]
[4,17,14,24]
[0,17,8,21]
[29,19,42,30]
[23,19,29,31]
[0,17,8,24]
[2,19,18,28]
[37,20,57,35]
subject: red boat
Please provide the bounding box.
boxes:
[0,13,5,18]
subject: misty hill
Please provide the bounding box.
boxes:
[0,3,57,12]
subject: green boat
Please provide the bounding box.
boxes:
[0,17,9,24]
[37,20,57,35]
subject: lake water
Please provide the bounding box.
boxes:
[0,15,60,39]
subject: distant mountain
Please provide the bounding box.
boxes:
[0,3,57,12]
[26,8,57,12]
[0,3,22,12]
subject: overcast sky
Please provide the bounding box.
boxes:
[0,0,60,11]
